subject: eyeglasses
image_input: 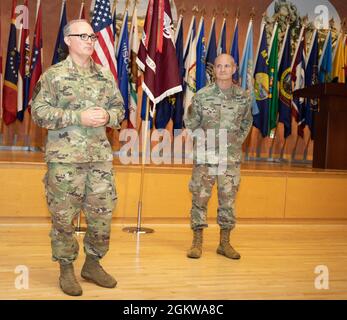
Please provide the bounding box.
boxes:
[68,33,98,42]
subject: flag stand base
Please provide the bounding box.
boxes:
[122,227,154,234]
[122,97,155,236]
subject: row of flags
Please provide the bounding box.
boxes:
[253,21,347,139]
[2,0,41,126]
[1,0,347,142]
[0,0,117,127]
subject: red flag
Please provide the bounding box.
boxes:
[28,0,43,108]
[2,0,19,125]
[136,0,182,105]
[91,0,118,81]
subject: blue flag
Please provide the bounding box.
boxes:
[117,11,129,119]
[240,21,258,116]
[278,26,292,138]
[172,16,185,131]
[230,19,239,83]
[319,31,332,83]
[305,30,319,139]
[240,21,253,89]
[217,19,226,55]
[205,17,217,83]
[141,91,153,129]
[196,17,206,91]
[52,1,68,65]
[155,97,174,129]
[253,23,269,137]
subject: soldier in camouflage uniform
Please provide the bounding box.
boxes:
[32,20,124,296]
[184,54,252,260]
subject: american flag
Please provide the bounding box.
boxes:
[91,0,117,81]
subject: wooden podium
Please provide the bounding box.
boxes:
[294,83,347,170]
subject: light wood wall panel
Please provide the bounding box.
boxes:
[285,176,347,218]
[1,163,347,221]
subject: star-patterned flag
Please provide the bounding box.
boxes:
[91,0,118,81]
[3,0,19,125]
[28,0,43,108]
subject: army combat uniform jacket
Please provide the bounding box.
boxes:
[184,82,253,164]
[31,55,125,163]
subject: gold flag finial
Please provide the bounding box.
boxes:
[192,5,199,15]
[236,8,240,19]
[212,7,218,17]
[329,17,335,29]
[200,6,206,17]
[250,7,255,20]
[223,8,229,18]
[178,3,186,16]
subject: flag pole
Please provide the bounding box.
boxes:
[123,0,181,234]
[123,95,154,234]
[74,0,87,235]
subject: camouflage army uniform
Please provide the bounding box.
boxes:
[32,55,124,265]
[184,82,252,230]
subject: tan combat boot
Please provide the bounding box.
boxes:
[59,263,83,296]
[81,255,117,288]
[216,228,241,259]
[187,228,203,259]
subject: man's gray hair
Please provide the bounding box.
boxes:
[63,19,90,37]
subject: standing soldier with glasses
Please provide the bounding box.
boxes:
[32,20,124,296]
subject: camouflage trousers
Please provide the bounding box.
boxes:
[44,162,117,265]
[189,163,241,230]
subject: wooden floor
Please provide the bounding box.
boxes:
[1,223,347,300]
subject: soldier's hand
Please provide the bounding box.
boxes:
[81,108,109,127]
[91,107,110,127]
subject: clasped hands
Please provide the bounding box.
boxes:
[81,107,110,127]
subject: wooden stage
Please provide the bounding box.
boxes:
[0,150,347,222]
[1,151,347,300]
[0,223,347,299]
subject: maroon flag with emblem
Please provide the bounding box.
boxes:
[136,0,182,105]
